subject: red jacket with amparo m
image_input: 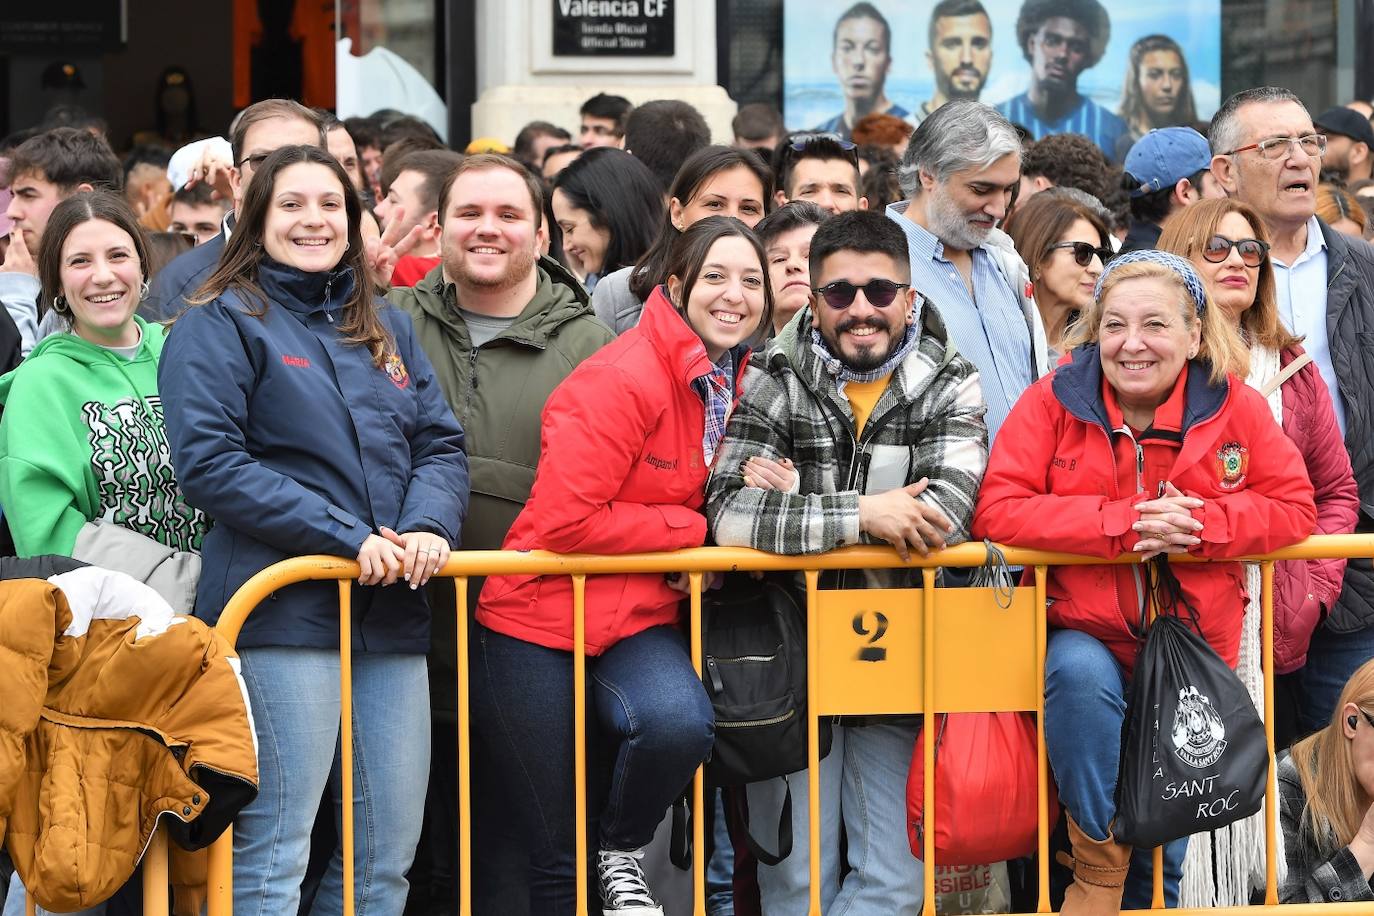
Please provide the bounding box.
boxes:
[477,287,748,654]
[972,346,1317,674]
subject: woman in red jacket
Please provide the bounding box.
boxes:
[972,250,1317,915]
[1160,199,1359,743]
[474,216,771,916]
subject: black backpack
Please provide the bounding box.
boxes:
[702,573,833,863]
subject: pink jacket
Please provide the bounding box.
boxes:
[1272,346,1360,673]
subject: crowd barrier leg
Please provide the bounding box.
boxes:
[573,574,589,916]
[456,576,473,916]
[921,568,937,916]
[805,569,822,916]
[207,828,232,915]
[689,573,707,916]
[142,830,168,913]
[337,581,357,916]
[1260,561,1278,905]
[1035,565,1051,914]
[1153,847,1165,908]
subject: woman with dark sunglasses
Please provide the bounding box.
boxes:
[1159,197,1360,904]
[1005,192,1113,359]
[1161,198,1358,731]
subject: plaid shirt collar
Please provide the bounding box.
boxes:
[692,351,736,467]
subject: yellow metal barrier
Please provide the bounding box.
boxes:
[113,535,1374,916]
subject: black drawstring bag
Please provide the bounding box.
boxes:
[1113,557,1268,849]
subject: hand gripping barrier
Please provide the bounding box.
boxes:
[83,534,1374,916]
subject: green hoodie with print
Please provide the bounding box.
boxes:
[0,316,207,558]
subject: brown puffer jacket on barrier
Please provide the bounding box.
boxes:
[0,556,258,914]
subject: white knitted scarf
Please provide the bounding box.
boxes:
[1179,344,1287,906]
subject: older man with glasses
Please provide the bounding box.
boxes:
[1211,85,1374,737]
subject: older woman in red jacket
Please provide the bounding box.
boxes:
[1159,199,1359,739]
[973,250,1316,916]
[473,217,771,916]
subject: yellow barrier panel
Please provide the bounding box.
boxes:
[171,537,1374,916]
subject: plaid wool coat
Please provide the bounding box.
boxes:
[706,303,988,588]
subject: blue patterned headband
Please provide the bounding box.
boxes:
[1093,249,1208,317]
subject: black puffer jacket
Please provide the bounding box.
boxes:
[1321,221,1374,632]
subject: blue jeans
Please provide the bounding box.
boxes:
[706,789,735,915]
[1044,629,1186,908]
[745,723,923,916]
[232,648,430,916]
[470,622,714,915]
[1298,621,1374,734]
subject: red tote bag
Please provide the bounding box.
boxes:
[907,712,1058,865]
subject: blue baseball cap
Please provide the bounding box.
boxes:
[1124,127,1213,199]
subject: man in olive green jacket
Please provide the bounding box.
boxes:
[385,153,614,916]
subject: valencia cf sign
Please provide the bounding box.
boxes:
[553,0,675,57]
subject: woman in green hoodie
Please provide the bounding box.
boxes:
[0,190,206,611]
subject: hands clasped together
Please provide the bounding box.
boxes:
[356,526,451,588]
[1131,482,1204,561]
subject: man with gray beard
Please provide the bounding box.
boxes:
[385,153,614,915]
[887,100,1050,445]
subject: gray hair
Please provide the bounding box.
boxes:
[1209,87,1307,156]
[897,100,1022,197]
[1041,186,1112,224]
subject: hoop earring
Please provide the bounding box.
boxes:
[140,279,150,300]
[343,241,350,252]
[52,294,70,316]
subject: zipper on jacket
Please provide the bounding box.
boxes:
[1104,423,1148,639]
[462,347,481,421]
[822,392,862,591]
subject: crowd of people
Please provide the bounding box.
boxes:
[1,65,1374,916]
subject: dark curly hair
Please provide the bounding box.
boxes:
[1021,133,1112,204]
[1015,0,1110,68]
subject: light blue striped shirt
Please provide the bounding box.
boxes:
[996,92,1129,163]
[886,201,1033,445]
[1273,216,1344,435]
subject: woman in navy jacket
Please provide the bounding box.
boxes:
[159,144,468,915]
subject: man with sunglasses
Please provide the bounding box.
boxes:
[1212,86,1374,735]
[707,209,987,916]
[774,133,868,215]
[814,3,913,141]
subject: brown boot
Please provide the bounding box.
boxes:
[1055,815,1132,916]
